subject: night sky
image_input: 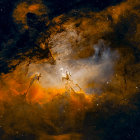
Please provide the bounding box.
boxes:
[0,0,140,140]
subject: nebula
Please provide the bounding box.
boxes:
[0,0,140,139]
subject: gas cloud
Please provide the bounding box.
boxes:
[0,0,140,139]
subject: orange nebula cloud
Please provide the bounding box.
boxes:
[1,0,140,139]
[0,62,93,106]
[13,1,48,29]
